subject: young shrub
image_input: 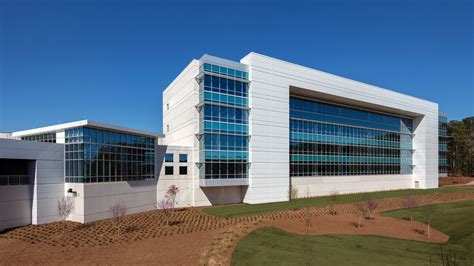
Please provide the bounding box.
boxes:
[366,199,380,220]
[328,189,339,216]
[354,202,367,228]
[110,201,127,237]
[156,198,173,226]
[57,196,74,235]
[402,196,417,221]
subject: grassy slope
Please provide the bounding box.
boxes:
[204,187,472,217]
[232,200,474,265]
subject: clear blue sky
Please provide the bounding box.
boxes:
[1,0,472,133]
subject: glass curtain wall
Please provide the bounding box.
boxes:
[198,63,249,179]
[65,127,155,183]
[290,97,414,176]
[438,114,448,174]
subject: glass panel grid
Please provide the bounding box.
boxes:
[201,63,248,80]
[290,97,414,176]
[21,132,56,143]
[438,114,448,173]
[199,64,250,180]
[65,126,155,183]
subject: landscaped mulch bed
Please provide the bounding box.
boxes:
[1,190,473,265]
[0,207,260,248]
[1,190,473,249]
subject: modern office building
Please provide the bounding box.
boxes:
[164,53,441,204]
[1,52,444,230]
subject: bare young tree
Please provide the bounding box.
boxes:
[328,189,339,216]
[422,204,436,237]
[110,201,127,237]
[366,199,380,220]
[289,185,299,211]
[402,196,417,222]
[156,185,180,226]
[57,196,74,235]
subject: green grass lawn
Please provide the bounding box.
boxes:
[383,200,474,264]
[232,200,474,265]
[204,186,473,217]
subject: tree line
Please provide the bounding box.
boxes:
[447,116,474,176]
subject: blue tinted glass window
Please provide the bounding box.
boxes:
[165,153,174,162]
[289,97,413,177]
[179,154,188,163]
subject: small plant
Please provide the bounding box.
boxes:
[402,196,417,221]
[57,196,74,235]
[328,189,339,215]
[110,201,127,237]
[354,202,367,228]
[366,199,379,220]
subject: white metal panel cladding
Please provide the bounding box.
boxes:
[241,52,438,203]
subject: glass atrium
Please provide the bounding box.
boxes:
[64,127,155,183]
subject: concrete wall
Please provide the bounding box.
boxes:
[0,139,64,231]
[241,52,438,202]
[292,174,413,198]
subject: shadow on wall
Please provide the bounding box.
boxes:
[110,145,168,188]
[202,186,248,205]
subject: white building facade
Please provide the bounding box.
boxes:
[1,52,442,230]
[163,53,440,205]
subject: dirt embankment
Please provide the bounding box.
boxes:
[439,176,474,187]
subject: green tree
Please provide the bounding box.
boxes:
[448,116,474,176]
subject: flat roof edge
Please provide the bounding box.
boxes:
[242,52,438,107]
[12,120,163,138]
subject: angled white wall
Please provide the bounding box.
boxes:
[0,139,64,230]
